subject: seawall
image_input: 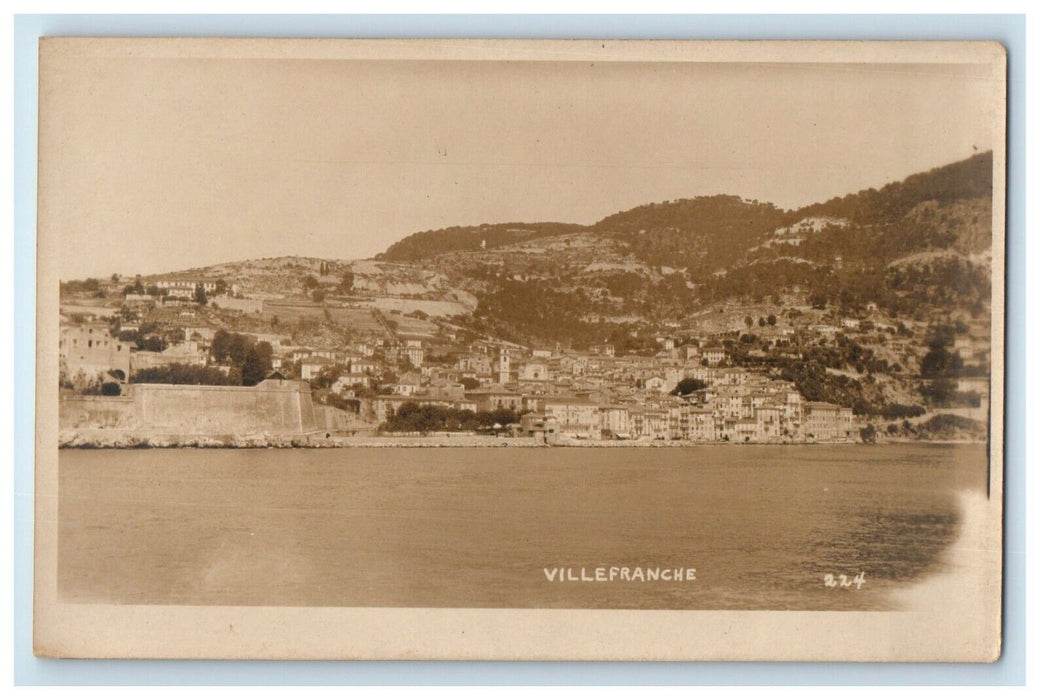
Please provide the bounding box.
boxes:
[60,378,321,437]
[60,395,137,430]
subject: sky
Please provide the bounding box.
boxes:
[38,47,1000,280]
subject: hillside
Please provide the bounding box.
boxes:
[126,152,993,350]
[791,151,993,225]
[145,255,477,313]
[390,153,992,345]
[717,153,993,318]
[378,222,587,262]
[592,194,789,273]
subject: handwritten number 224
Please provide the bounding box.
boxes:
[824,572,866,589]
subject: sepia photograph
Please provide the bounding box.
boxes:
[33,38,1006,661]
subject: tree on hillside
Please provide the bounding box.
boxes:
[310,364,343,390]
[138,336,166,352]
[131,363,238,386]
[242,343,273,385]
[920,347,962,378]
[62,277,108,299]
[211,330,273,386]
[671,378,708,397]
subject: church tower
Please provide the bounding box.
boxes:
[498,348,510,385]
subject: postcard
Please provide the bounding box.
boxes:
[34,38,1006,660]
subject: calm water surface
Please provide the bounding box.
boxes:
[58,444,986,610]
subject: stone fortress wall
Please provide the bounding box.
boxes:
[60,378,320,436]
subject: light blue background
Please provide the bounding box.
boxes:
[13,13,1026,686]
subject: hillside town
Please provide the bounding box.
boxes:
[57,260,992,446]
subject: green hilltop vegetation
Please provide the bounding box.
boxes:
[591,194,788,273]
[378,222,587,262]
[706,153,993,319]
[790,151,993,224]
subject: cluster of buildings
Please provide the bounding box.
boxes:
[74,263,1003,446]
[363,344,856,443]
[59,320,215,384]
[59,311,856,443]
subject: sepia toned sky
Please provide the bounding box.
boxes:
[39,48,1000,280]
